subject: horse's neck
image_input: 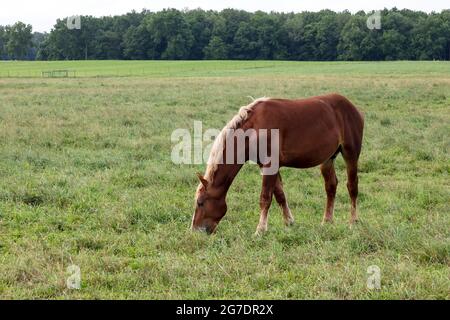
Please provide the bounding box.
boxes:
[210,163,243,197]
[209,124,250,197]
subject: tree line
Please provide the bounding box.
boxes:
[1,8,449,61]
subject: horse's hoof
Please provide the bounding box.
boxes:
[285,219,295,227]
[254,228,267,236]
[321,219,333,226]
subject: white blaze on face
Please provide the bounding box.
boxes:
[191,183,203,229]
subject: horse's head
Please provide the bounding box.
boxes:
[191,173,227,234]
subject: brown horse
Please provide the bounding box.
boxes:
[192,93,364,235]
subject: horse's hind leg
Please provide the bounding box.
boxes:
[320,159,338,224]
[342,148,360,224]
[274,173,294,226]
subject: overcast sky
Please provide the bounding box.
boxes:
[1,0,448,32]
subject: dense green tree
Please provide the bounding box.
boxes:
[185,9,215,59]
[337,15,367,60]
[97,11,147,59]
[206,14,230,59]
[381,11,413,59]
[26,32,47,60]
[37,18,83,60]
[285,12,331,60]
[0,26,6,59]
[2,8,447,62]
[4,22,33,59]
[411,13,450,60]
[122,24,151,59]
[233,21,258,59]
[204,36,228,59]
[249,12,287,59]
[314,10,344,60]
[144,9,194,59]
[220,9,251,49]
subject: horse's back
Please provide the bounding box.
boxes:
[248,94,364,167]
[251,93,363,134]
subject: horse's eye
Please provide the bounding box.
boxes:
[197,201,204,207]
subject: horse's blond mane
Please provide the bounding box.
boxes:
[204,97,270,183]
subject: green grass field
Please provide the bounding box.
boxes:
[0,61,449,299]
[1,60,449,78]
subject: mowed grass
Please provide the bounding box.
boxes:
[1,60,449,78]
[0,61,448,299]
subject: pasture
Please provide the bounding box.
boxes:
[0,60,448,299]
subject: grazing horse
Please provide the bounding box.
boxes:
[192,93,364,235]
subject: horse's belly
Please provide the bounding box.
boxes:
[279,130,340,168]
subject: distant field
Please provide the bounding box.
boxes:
[1,60,450,78]
[0,61,449,299]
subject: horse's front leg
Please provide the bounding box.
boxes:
[255,174,278,235]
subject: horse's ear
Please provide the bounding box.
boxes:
[196,172,208,189]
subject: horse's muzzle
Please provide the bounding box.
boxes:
[191,224,215,235]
